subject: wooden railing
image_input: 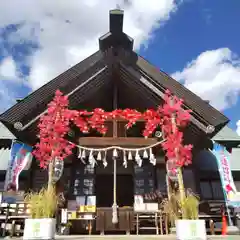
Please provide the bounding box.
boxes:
[0,202,30,237]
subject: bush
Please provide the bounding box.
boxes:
[25,186,58,219]
[181,191,199,220]
[161,189,199,226]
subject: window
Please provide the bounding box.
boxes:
[200,181,212,199]
[211,181,224,199]
[200,180,224,200]
[0,181,4,191]
[183,169,196,192]
[156,168,167,194]
[134,163,155,195]
[135,179,144,187]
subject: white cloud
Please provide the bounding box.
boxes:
[0,57,18,80]
[172,48,240,111]
[0,0,181,90]
[0,57,25,112]
[237,120,240,136]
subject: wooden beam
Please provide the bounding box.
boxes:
[79,137,158,146]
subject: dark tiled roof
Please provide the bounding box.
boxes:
[0,51,105,126]
[0,48,229,138]
[135,55,229,128]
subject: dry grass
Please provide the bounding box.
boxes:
[181,192,199,220]
[25,186,58,219]
[160,190,199,226]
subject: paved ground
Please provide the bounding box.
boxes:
[8,235,240,240]
[54,235,240,239]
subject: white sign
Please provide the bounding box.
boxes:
[61,209,68,224]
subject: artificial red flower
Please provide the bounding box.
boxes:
[34,89,192,169]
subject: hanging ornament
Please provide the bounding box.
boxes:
[149,148,153,156]
[103,151,108,168]
[89,150,96,168]
[135,150,142,167]
[78,148,82,158]
[128,151,133,160]
[149,148,156,165]
[97,151,102,161]
[88,150,93,163]
[135,150,140,161]
[123,150,127,168]
[113,149,118,158]
[143,149,148,158]
[81,149,86,159]
[79,148,86,164]
[80,156,86,164]
[138,158,142,167]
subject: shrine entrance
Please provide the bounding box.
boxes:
[95,159,134,208]
[95,174,134,207]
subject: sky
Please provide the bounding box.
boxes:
[0,0,240,134]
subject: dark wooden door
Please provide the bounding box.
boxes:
[96,174,134,207]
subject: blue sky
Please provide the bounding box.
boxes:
[140,0,240,131]
[0,0,240,132]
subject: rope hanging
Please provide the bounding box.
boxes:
[76,139,166,168]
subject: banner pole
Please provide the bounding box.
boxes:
[4,140,14,191]
[209,144,233,226]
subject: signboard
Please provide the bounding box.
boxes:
[213,143,240,207]
[78,195,96,213]
[52,158,64,183]
[61,209,68,224]
[166,159,178,180]
[4,141,32,191]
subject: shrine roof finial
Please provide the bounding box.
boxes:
[99,9,133,51]
[109,9,124,35]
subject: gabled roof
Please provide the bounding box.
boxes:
[0,122,15,139]
[0,9,229,141]
[212,125,240,142]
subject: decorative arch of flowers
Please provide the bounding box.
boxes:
[33,89,193,170]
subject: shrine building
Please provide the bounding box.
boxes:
[0,9,240,234]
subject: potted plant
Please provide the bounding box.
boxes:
[22,91,74,239]
[175,190,207,240]
[23,186,59,239]
[60,221,72,235]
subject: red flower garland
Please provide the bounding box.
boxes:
[33,89,193,168]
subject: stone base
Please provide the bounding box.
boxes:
[227,225,240,235]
